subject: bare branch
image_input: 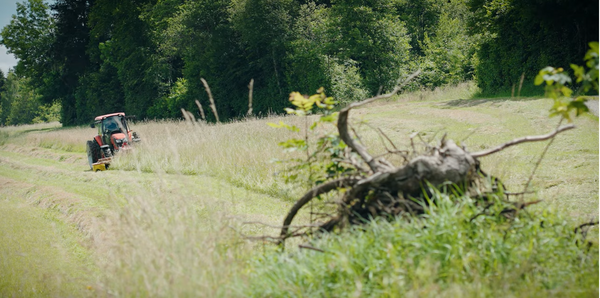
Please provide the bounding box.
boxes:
[243,235,283,242]
[337,70,421,172]
[372,150,410,163]
[377,127,399,151]
[520,119,565,195]
[574,221,599,234]
[416,133,432,152]
[243,221,326,229]
[504,190,535,197]
[299,244,328,253]
[409,132,418,156]
[460,128,478,143]
[350,126,367,149]
[280,177,360,241]
[228,226,283,243]
[471,124,575,158]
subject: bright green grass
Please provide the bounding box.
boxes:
[0,182,96,297]
[245,194,599,298]
[0,146,293,233]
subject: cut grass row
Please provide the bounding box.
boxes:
[0,134,293,296]
[0,176,97,297]
[4,99,596,219]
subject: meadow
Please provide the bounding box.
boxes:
[0,83,598,297]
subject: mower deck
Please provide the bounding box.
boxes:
[92,157,111,171]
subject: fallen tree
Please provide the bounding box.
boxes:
[276,72,577,245]
[202,43,597,247]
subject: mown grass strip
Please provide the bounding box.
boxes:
[0,180,97,297]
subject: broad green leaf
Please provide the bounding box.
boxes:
[324,97,336,105]
[569,99,589,116]
[534,73,545,85]
[589,41,599,54]
[571,64,585,83]
[309,94,321,103]
[283,124,300,132]
[289,92,307,108]
[584,42,599,61]
[560,86,573,97]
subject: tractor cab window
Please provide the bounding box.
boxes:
[120,117,129,133]
[103,117,122,135]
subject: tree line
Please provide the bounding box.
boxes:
[0,0,597,126]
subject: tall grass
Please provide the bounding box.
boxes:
[92,179,250,297]
[245,192,599,297]
[111,117,308,199]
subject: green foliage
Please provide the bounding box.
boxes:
[284,3,332,100]
[574,42,599,93]
[1,0,594,123]
[148,77,189,119]
[469,0,599,95]
[418,6,479,88]
[0,0,67,124]
[89,0,159,121]
[0,71,42,125]
[0,0,97,126]
[33,102,61,124]
[534,42,598,122]
[396,0,447,56]
[0,0,54,79]
[0,70,61,126]
[327,0,411,93]
[285,89,336,115]
[327,58,370,104]
[269,88,355,186]
[177,0,246,121]
[74,62,125,122]
[0,70,5,123]
[247,191,599,296]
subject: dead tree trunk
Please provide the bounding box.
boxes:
[278,72,575,244]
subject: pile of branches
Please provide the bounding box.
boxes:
[275,73,577,246]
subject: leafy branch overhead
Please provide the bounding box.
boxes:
[535,42,598,122]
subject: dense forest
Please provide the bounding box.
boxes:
[0,0,597,126]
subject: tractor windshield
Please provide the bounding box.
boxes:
[102,115,132,144]
[103,117,122,134]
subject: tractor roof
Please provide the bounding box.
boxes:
[94,112,125,121]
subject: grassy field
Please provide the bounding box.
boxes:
[0,82,597,297]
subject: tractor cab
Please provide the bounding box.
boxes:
[91,113,140,152]
[87,112,141,171]
[94,114,128,149]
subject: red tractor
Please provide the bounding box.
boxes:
[86,112,141,171]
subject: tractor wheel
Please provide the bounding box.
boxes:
[86,140,101,170]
